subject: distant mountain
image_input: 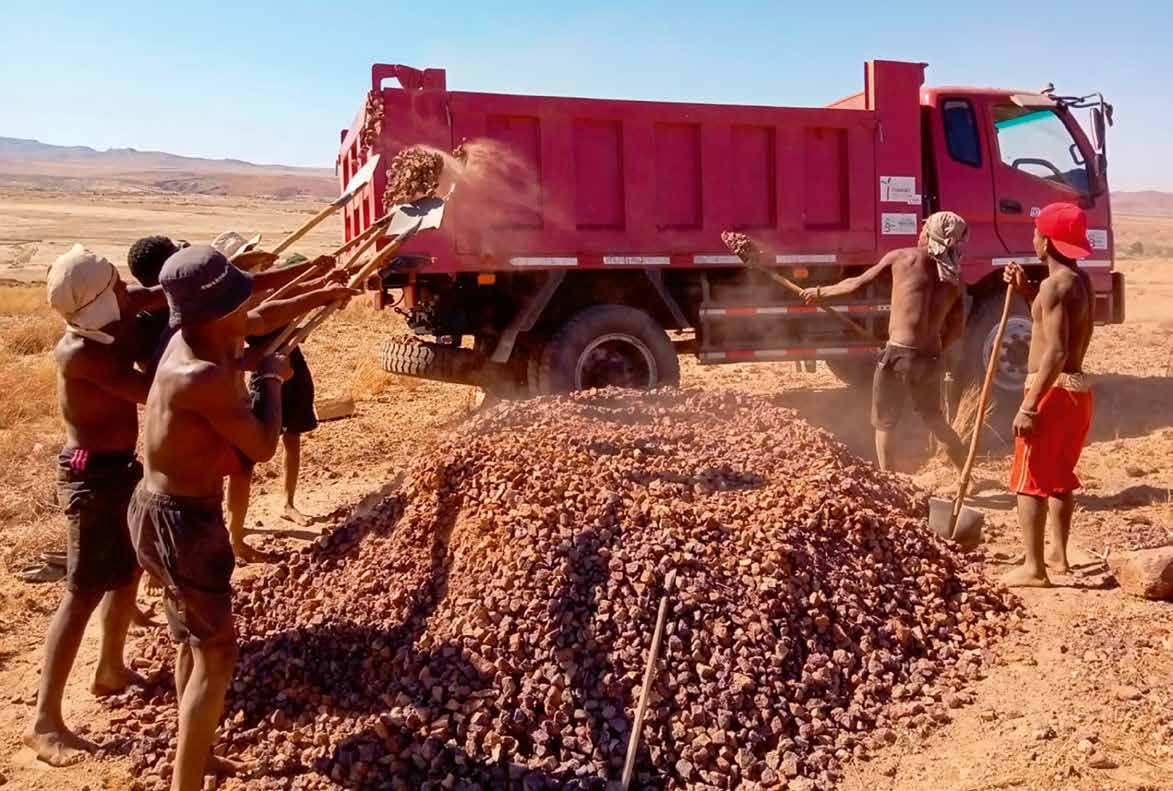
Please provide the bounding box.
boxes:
[1112,191,1173,217]
[0,136,337,199]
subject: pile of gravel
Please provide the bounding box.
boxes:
[116,389,1019,790]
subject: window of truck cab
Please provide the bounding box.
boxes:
[942,99,981,167]
[992,104,1090,194]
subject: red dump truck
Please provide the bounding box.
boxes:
[336,60,1122,403]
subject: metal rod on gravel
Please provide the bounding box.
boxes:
[620,568,677,791]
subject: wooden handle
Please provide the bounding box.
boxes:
[330,214,392,258]
[271,204,339,256]
[621,568,677,791]
[268,230,414,355]
[744,258,877,343]
[950,285,1015,528]
[259,218,391,308]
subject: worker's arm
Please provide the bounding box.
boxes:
[1014,280,1068,438]
[940,293,966,350]
[1003,263,1040,305]
[70,350,153,404]
[244,285,360,338]
[181,356,289,463]
[801,251,896,303]
[125,284,168,313]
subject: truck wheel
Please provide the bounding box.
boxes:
[536,305,680,394]
[826,358,877,389]
[963,292,1032,406]
[380,338,482,385]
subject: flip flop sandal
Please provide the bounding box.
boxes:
[18,562,65,584]
[39,551,68,568]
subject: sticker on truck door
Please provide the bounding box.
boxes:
[880,176,917,203]
[1087,229,1108,250]
[881,213,918,235]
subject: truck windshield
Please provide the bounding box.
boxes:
[993,105,1090,194]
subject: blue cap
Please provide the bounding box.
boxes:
[159,245,253,328]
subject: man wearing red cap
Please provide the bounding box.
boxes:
[1002,202,1095,588]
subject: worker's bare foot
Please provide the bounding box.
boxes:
[206,753,251,776]
[23,726,97,766]
[1001,564,1053,588]
[281,504,314,526]
[1045,545,1071,574]
[92,664,147,697]
[232,541,266,564]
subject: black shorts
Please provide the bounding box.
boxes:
[871,344,945,430]
[56,449,143,594]
[128,487,235,646]
[249,345,318,435]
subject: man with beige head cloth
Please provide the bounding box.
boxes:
[802,211,969,471]
[24,245,167,766]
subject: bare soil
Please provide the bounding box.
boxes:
[0,188,1169,790]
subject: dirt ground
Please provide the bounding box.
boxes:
[0,187,1169,790]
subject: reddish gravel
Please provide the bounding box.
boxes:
[112,389,1020,790]
[383,148,444,208]
[721,231,760,262]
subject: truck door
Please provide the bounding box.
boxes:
[927,96,1002,263]
[989,104,1098,254]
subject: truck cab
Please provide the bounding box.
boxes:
[923,86,1121,392]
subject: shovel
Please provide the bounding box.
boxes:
[729,247,879,343]
[265,196,447,355]
[620,568,676,791]
[269,155,380,256]
[928,284,1015,550]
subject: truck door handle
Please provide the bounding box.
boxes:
[999,199,1023,214]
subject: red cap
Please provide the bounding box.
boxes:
[1035,202,1092,259]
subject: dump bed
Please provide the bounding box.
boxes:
[338,61,928,272]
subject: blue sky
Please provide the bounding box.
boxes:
[1,1,1167,190]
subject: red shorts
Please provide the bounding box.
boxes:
[1009,379,1093,498]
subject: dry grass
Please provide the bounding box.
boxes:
[0,314,61,355]
[0,284,47,316]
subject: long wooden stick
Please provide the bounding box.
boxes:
[621,568,677,791]
[743,258,877,342]
[266,226,418,355]
[260,215,394,307]
[947,284,1014,537]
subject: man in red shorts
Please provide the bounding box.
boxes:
[1001,203,1095,588]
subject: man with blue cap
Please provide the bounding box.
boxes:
[127,245,290,789]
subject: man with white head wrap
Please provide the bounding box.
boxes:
[25,245,167,767]
[801,212,970,472]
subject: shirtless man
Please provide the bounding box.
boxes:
[803,211,969,471]
[128,245,355,789]
[25,245,167,766]
[1001,203,1095,588]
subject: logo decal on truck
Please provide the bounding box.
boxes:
[881,213,918,235]
[1087,229,1108,250]
[879,176,917,203]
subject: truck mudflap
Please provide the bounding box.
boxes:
[1112,271,1126,324]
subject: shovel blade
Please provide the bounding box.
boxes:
[928,497,984,551]
[387,196,446,235]
[334,154,381,206]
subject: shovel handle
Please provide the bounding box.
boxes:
[744,259,877,343]
[621,568,677,791]
[950,284,1015,525]
[271,204,338,256]
[267,229,414,356]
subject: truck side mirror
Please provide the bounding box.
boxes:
[1092,108,1106,152]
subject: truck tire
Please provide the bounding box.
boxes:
[536,305,680,394]
[826,358,877,390]
[963,292,1032,409]
[380,339,482,385]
